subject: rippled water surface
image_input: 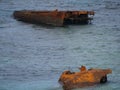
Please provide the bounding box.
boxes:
[0,0,120,90]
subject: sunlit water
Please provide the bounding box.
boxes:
[0,0,120,90]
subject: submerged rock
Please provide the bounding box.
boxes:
[59,66,112,90]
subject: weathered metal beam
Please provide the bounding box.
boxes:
[13,10,95,26]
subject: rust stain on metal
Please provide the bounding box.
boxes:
[13,9,95,26]
[59,66,112,90]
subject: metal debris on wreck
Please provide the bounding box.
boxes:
[13,9,94,26]
[59,66,112,90]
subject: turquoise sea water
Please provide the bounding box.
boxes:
[0,0,120,90]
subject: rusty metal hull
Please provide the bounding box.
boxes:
[13,10,94,26]
[59,66,112,90]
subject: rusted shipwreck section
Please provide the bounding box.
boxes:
[59,66,112,90]
[13,10,94,26]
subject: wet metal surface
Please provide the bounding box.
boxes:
[13,10,94,26]
[59,66,112,90]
